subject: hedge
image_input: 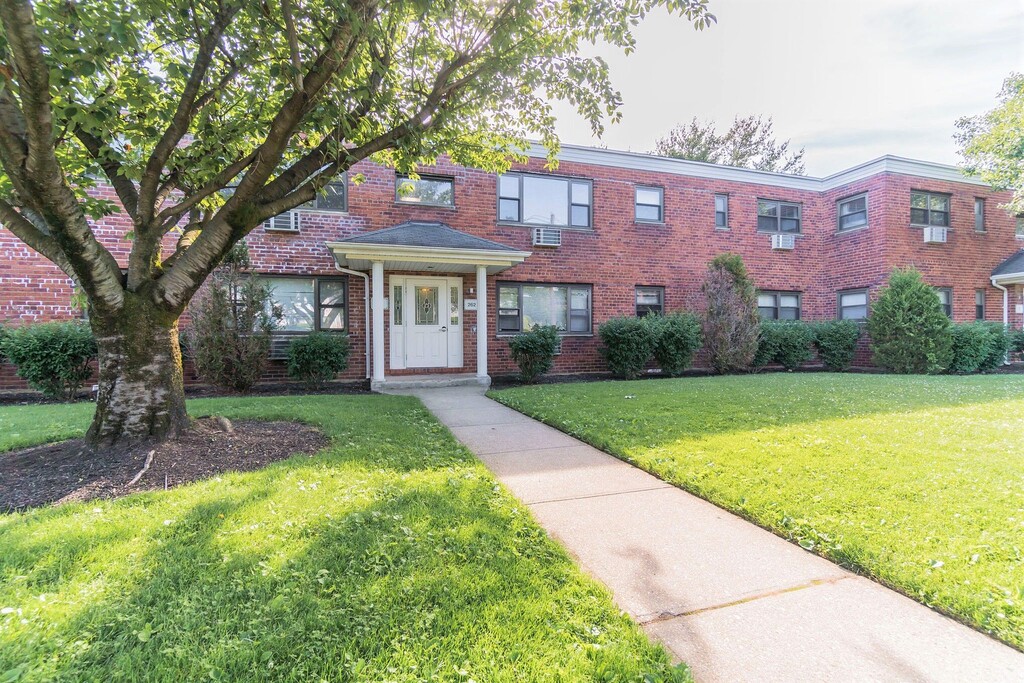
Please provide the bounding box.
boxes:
[813,320,861,371]
[644,312,702,376]
[753,321,815,370]
[598,316,653,379]
[287,332,351,389]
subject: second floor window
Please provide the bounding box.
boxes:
[974,198,985,232]
[757,199,801,233]
[838,194,868,231]
[396,174,454,206]
[757,291,801,320]
[910,191,949,227]
[301,180,348,212]
[715,194,728,228]
[635,186,663,223]
[976,289,985,320]
[498,173,592,228]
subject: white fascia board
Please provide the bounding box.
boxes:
[992,271,1024,284]
[525,143,987,192]
[326,241,532,265]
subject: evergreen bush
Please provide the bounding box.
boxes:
[507,325,560,383]
[754,321,815,370]
[867,269,952,374]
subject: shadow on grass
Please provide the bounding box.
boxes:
[0,394,680,682]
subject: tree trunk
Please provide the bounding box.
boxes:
[86,294,189,447]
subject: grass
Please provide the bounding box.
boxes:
[0,395,688,682]
[491,373,1024,649]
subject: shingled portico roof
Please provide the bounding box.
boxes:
[327,221,531,274]
[991,249,1024,282]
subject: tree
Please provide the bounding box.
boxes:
[956,73,1024,215]
[701,253,759,373]
[0,0,715,447]
[867,268,952,374]
[654,115,805,174]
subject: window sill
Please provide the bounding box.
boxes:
[634,220,666,227]
[294,208,349,215]
[756,230,804,237]
[714,226,730,231]
[910,224,951,230]
[263,228,301,234]
[496,333,593,339]
[835,224,869,235]
[394,202,456,210]
[496,221,595,233]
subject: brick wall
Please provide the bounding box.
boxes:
[1,151,1020,390]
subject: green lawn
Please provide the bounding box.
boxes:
[491,373,1024,649]
[0,395,687,682]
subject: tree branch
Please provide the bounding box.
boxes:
[73,127,140,218]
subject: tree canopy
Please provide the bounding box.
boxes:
[654,115,805,174]
[0,0,716,444]
[956,72,1024,215]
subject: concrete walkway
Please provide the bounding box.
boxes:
[406,385,1024,683]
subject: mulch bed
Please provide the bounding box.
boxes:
[0,418,329,513]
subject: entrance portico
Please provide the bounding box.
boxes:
[327,221,530,391]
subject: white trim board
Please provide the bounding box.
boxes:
[525,143,990,191]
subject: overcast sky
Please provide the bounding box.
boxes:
[551,0,1024,177]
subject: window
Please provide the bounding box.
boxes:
[757,199,801,233]
[1016,216,1024,239]
[635,286,664,316]
[396,174,454,206]
[837,193,868,231]
[936,287,952,318]
[974,198,985,232]
[910,191,949,227]
[715,194,729,229]
[975,289,985,320]
[838,289,869,321]
[266,277,346,332]
[757,291,801,320]
[497,173,592,228]
[497,283,592,334]
[635,186,663,223]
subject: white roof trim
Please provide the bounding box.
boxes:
[326,241,531,274]
[525,143,989,191]
[992,271,1024,284]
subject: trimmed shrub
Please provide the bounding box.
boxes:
[867,269,952,374]
[813,320,861,371]
[186,243,280,392]
[949,323,994,374]
[287,332,351,389]
[949,322,1012,373]
[0,321,96,400]
[753,321,815,370]
[701,254,759,373]
[644,312,702,376]
[508,324,560,383]
[599,316,654,379]
[1011,329,1024,357]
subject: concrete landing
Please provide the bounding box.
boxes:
[407,385,1024,683]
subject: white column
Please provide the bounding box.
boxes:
[371,261,385,384]
[476,265,488,379]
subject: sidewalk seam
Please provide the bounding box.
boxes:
[527,484,675,506]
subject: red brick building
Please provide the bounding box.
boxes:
[2,143,1022,390]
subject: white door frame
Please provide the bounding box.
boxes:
[389,275,463,370]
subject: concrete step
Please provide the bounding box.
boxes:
[374,373,490,393]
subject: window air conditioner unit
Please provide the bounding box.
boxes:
[923,226,947,243]
[532,227,562,247]
[771,234,795,250]
[263,211,299,233]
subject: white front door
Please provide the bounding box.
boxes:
[406,279,446,368]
